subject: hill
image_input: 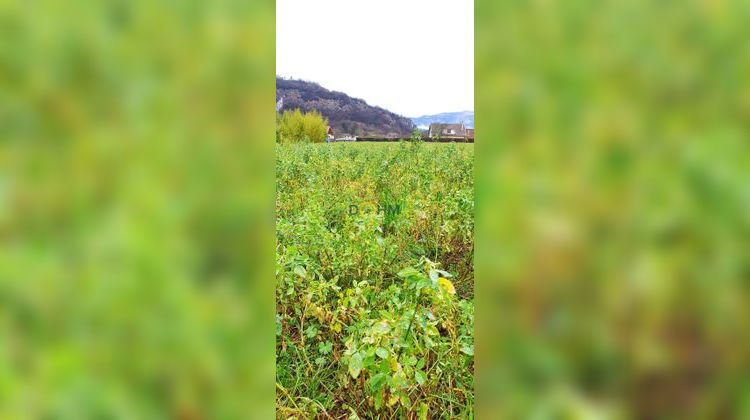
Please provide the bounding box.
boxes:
[276,77,415,137]
[411,111,474,130]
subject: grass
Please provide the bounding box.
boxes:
[276,142,474,418]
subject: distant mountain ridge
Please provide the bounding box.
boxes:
[276,77,415,137]
[411,111,474,130]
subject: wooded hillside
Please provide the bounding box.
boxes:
[276,77,415,137]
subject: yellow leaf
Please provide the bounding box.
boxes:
[438,277,456,295]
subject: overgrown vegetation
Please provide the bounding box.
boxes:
[276,142,474,417]
[276,109,328,144]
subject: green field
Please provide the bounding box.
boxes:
[276,142,474,417]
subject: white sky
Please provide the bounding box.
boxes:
[276,0,473,117]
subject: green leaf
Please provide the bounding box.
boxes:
[460,344,474,356]
[319,341,332,354]
[397,267,420,279]
[374,389,384,410]
[376,347,389,359]
[293,266,307,278]
[368,372,387,392]
[414,370,426,385]
[348,353,363,379]
[418,402,429,420]
[399,392,412,408]
[403,355,417,366]
[305,325,318,339]
[373,321,390,334]
[391,370,407,389]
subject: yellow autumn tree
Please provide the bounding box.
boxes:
[276,109,328,144]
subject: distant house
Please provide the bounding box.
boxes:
[428,123,468,140]
[326,127,356,142]
[466,128,474,140]
[333,135,357,142]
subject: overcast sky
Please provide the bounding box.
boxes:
[276,0,473,117]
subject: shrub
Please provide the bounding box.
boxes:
[409,127,423,144]
[277,109,328,144]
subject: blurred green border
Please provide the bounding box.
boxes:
[477,0,750,418]
[0,1,275,418]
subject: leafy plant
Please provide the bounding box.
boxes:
[341,258,471,412]
[276,143,474,417]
